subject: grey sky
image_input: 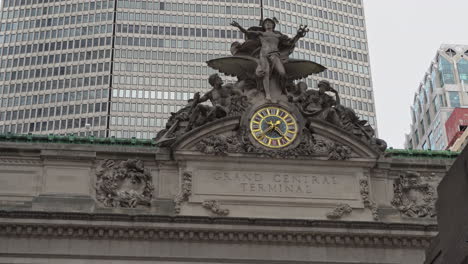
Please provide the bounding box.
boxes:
[364,0,468,149]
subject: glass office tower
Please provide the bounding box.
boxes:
[405,45,468,150]
[0,0,376,139]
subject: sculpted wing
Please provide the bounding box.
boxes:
[285,59,327,80]
[207,56,259,80]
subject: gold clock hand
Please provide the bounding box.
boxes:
[274,127,285,137]
[258,125,274,140]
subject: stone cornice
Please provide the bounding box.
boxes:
[0,133,157,147]
[0,133,459,160]
[0,211,436,248]
[0,211,437,231]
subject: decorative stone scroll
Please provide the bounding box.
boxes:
[391,171,437,218]
[202,200,230,216]
[326,204,352,219]
[174,172,192,214]
[95,159,154,208]
[359,178,379,220]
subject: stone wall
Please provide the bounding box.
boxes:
[0,139,456,263]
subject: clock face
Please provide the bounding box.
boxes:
[250,106,298,149]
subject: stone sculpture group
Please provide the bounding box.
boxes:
[155,18,386,157]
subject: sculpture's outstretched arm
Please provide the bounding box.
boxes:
[290,25,309,45]
[230,21,248,34]
[332,89,340,105]
[198,92,211,103]
[231,21,261,37]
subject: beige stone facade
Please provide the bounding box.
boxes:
[0,130,455,264]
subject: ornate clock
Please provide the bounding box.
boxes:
[250,106,299,148]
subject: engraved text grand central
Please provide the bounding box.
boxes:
[212,171,338,194]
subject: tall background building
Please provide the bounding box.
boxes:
[0,0,377,139]
[405,44,468,150]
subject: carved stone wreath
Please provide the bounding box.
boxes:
[391,171,437,218]
[95,159,154,208]
[195,129,353,160]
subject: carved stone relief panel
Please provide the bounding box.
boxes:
[391,171,438,218]
[95,159,154,208]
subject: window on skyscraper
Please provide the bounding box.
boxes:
[448,91,461,107]
[457,59,468,83]
[438,56,456,86]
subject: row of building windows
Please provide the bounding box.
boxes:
[110,84,374,116]
[0,61,111,82]
[267,0,363,14]
[114,38,367,69]
[1,2,362,35]
[118,49,371,85]
[111,101,184,114]
[0,88,109,107]
[111,115,167,128]
[0,103,107,123]
[113,22,366,50]
[111,58,370,89]
[117,32,365,56]
[110,70,371,100]
[0,19,367,56]
[0,12,113,34]
[109,129,157,140]
[116,9,364,39]
[0,36,112,58]
[112,56,367,78]
[112,88,194,101]
[0,49,111,70]
[0,23,113,45]
[0,75,109,96]
[116,0,361,18]
[267,11,366,40]
[0,116,107,136]
[264,7,364,29]
[2,0,114,11]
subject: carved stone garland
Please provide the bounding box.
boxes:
[195,128,353,160]
[391,171,437,218]
[202,200,230,216]
[359,178,379,220]
[95,159,154,208]
[326,204,353,219]
[174,172,192,214]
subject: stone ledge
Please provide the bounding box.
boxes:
[0,210,437,231]
[0,219,434,249]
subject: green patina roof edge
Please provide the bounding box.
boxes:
[0,132,156,147]
[385,148,459,159]
[0,133,460,158]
